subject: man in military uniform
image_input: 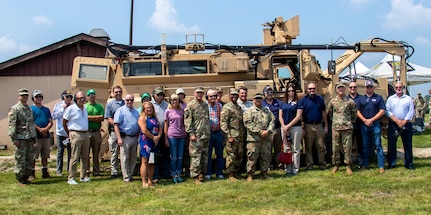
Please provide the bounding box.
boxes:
[327,83,357,175]
[8,88,37,186]
[184,86,210,185]
[243,93,275,181]
[220,88,245,181]
[414,91,425,130]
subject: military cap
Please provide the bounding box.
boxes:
[176,88,185,95]
[195,86,205,93]
[18,88,29,95]
[87,89,96,96]
[335,82,346,89]
[216,87,223,93]
[417,91,421,95]
[253,93,263,99]
[230,88,239,95]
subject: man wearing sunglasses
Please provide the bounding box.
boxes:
[52,90,73,176]
[8,88,37,186]
[30,89,53,179]
[356,80,385,173]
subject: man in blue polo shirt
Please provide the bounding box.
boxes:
[357,80,385,173]
[386,81,415,170]
[297,82,328,170]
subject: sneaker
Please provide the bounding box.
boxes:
[173,177,178,183]
[67,179,78,185]
[80,177,91,182]
[205,175,211,180]
[217,175,224,179]
[110,174,119,179]
[177,176,183,182]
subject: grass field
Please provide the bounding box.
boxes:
[1,126,430,214]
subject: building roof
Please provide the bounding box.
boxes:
[0,33,107,70]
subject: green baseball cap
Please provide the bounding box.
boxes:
[87,89,96,96]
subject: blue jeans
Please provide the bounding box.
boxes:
[361,122,385,168]
[168,137,186,176]
[206,130,225,176]
[387,121,413,169]
[56,135,71,174]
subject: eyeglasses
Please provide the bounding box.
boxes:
[366,86,374,88]
[349,86,357,89]
[125,99,134,102]
[209,95,217,98]
[157,94,165,97]
[308,88,316,90]
[88,94,96,97]
[75,97,85,101]
[35,95,44,99]
[287,90,295,93]
[114,91,122,94]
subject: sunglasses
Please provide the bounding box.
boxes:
[287,90,295,93]
[308,88,316,90]
[209,95,217,98]
[366,86,374,88]
[35,95,44,99]
[114,91,122,94]
[125,99,134,102]
[395,87,403,89]
[349,86,357,89]
[65,95,73,99]
[75,97,85,101]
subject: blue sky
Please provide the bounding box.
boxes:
[1,0,431,95]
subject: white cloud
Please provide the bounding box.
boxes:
[32,15,53,26]
[415,35,431,46]
[0,36,33,62]
[148,0,200,34]
[383,0,431,30]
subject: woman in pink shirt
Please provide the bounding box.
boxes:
[164,93,187,183]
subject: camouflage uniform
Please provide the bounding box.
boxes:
[327,95,357,165]
[220,101,245,174]
[414,95,425,119]
[8,100,37,183]
[243,104,275,174]
[184,98,210,178]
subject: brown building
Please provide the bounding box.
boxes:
[0,32,108,148]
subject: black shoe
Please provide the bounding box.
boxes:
[110,174,119,179]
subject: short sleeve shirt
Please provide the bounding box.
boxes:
[357,93,385,119]
[298,94,326,124]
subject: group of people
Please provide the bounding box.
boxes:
[8,80,416,187]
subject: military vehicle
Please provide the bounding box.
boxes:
[70,15,413,160]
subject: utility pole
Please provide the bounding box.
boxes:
[129,0,134,45]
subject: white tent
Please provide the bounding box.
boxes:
[339,61,369,77]
[363,54,431,86]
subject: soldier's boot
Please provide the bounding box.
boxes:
[16,174,27,187]
[28,170,36,181]
[198,174,205,182]
[233,171,240,179]
[331,165,339,174]
[193,177,202,185]
[228,172,238,181]
[247,173,253,182]
[261,171,269,180]
[42,168,50,178]
[346,165,353,176]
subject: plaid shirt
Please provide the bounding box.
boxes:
[209,102,222,131]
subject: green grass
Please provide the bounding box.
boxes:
[0,160,431,214]
[1,126,430,214]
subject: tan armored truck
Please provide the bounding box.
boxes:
[70,15,413,160]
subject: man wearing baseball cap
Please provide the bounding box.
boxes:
[357,80,386,173]
[30,89,53,179]
[85,89,104,177]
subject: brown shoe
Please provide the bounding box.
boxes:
[228,172,238,181]
[331,166,339,174]
[346,166,353,176]
[379,168,385,174]
[247,173,253,182]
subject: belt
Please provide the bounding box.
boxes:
[89,129,100,132]
[120,132,138,138]
[69,130,88,133]
[305,122,321,125]
[211,129,221,132]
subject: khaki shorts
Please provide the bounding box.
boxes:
[34,138,51,159]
